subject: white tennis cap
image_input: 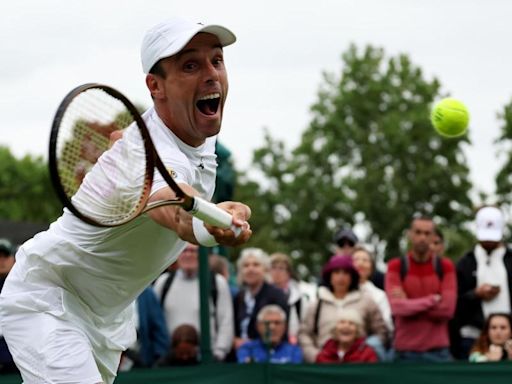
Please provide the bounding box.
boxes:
[141,17,237,74]
[475,206,504,242]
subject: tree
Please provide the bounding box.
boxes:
[494,97,512,238]
[0,146,62,222]
[495,98,512,204]
[235,44,474,276]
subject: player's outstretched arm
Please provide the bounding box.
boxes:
[147,184,252,246]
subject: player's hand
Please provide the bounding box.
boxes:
[206,201,252,246]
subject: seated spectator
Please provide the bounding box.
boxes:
[156,324,200,366]
[120,287,170,370]
[469,313,512,362]
[237,305,303,364]
[0,238,15,292]
[316,309,378,363]
[234,248,289,349]
[153,244,234,361]
[352,246,394,334]
[210,253,239,298]
[298,254,388,363]
[0,238,17,374]
[269,252,312,344]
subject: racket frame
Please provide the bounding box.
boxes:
[49,83,233,229]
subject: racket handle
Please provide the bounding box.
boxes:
[190,197,234,229]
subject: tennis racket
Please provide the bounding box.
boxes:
[49,83,237,229]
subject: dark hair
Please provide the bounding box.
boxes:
[149,59,167,78]
[209,254,229,276]
[171,324,199,347]
[323,267,359,293]
[410,215,434,228]
[433,227,444,242]
[471,313,512,354]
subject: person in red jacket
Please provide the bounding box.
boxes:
[316,309,378,363]
[386,216,457,362]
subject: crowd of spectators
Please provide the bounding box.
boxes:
[1,205,512,374]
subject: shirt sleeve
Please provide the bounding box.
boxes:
[385,259,437,317]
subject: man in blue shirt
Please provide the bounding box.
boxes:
[237,305,303,364]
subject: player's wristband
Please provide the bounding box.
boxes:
[192,217,219,247]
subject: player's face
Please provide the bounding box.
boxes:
[409,219,434,257]
[352,250,372,282]
[488,316,512,346]
[154,33,228,147]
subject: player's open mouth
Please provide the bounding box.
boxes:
[196,93,220,116]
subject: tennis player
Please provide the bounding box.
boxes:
[0,17,251,383]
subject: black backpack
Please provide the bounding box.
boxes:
[399,255,444,281]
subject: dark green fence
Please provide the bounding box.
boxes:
[3,361,512,384]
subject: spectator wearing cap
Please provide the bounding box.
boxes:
[334,227,385,290]
[385,216,456,362]
[316,309,378,363]
[333,228,359,256]
[0,238,16,373]
[451,206,512,360]
[298,254,388,362]
[0,239,15,293]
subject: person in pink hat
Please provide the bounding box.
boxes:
[298,254,388,362]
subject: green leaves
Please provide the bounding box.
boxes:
[0,146,61,222]
[235,44,474,276]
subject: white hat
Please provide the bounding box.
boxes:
[141,17,237,74]
[475,206,504,242]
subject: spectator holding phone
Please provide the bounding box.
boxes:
[452,206,512,359]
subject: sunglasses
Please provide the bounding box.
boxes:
[338,240,355,247]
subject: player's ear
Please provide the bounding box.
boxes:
[146,74,165,100]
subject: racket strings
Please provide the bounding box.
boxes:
[56,88,150,225]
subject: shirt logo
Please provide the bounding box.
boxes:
[166,167,178,179]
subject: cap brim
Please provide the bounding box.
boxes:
[476,229,502,242]
[199,25,237,47]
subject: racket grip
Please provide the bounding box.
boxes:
[190,197,233,229]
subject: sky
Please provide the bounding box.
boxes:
[1,0,512,202]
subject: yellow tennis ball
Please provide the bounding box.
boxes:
[430,98,469,138]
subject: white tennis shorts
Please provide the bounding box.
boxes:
[1,310,118,383]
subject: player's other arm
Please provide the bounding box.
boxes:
[147,183,251,246]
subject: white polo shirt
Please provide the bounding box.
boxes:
[0,107,217,351]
